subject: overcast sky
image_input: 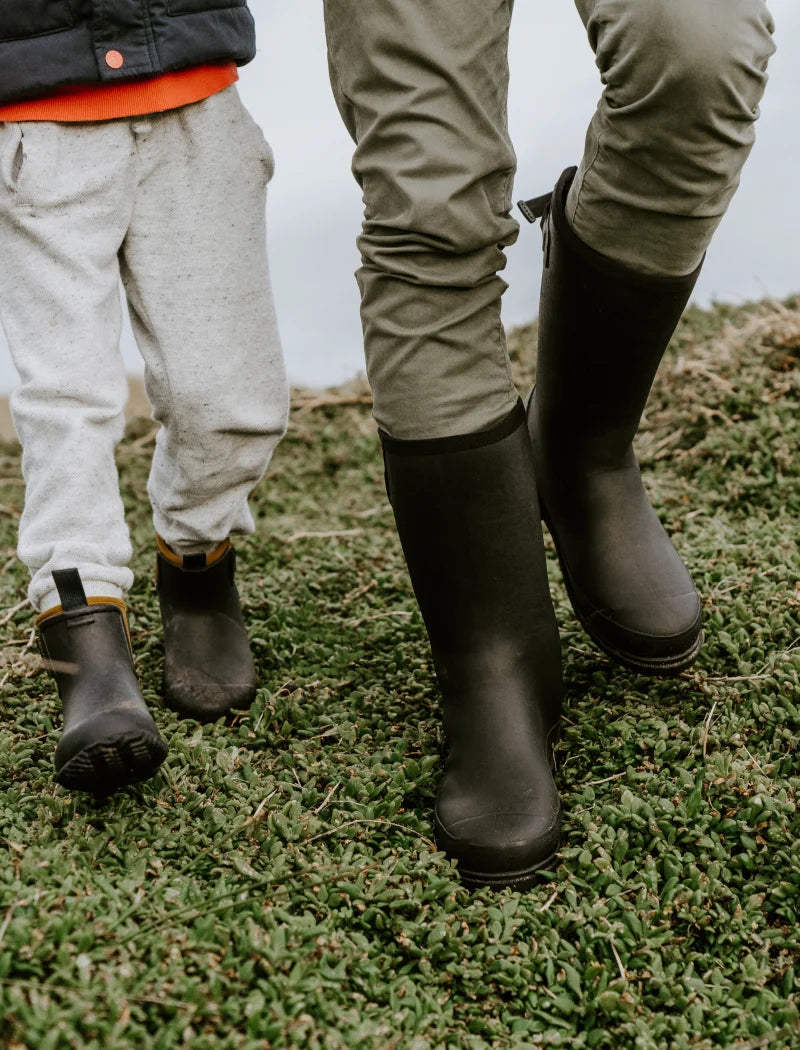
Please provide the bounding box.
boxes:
[1,1,798,392]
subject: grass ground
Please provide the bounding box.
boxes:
[0,298,798,1050]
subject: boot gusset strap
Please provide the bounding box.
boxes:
[517,166,578,269]
[519,165,703,287]
[517,190,554,227]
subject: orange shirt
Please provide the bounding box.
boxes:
[0,63,238,123]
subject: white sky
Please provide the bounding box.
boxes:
[1,1,798,392]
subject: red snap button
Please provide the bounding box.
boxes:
[105,50,124,70]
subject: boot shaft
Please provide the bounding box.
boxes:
[37,569,138,713]
[381,402,562,741]
[528,167,702,467]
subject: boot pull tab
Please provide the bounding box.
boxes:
[52,568,88,611]
[517,192,553,268]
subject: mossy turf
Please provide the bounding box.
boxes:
[1,299,799,1050]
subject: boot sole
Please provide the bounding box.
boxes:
[587,621,704,676]
[163,677,256,722]
[457,849,560,892]
[56,730,167,795]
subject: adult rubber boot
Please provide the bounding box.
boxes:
[381,402,563,889]
[156,537,256,721]
[37,568,168,794]
[518,167,703,675]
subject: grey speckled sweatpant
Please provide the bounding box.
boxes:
[324,0,776,438]
[0,86,288,611]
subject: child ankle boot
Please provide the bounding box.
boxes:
[156,537,256,721]
[37,569,168,794]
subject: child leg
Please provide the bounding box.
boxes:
[0,120,136,610]
[119,88,288,720]
[0,119,167,790]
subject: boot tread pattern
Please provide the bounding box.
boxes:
[55,730,167,794]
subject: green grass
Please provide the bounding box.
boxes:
[1,298,799,1049]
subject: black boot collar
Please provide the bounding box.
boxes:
[379,399,525,456]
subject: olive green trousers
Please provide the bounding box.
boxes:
[324,0,775,438]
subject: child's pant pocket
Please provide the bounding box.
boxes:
[236,100,275,185]
[0,123,24,194]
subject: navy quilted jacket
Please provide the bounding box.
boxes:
[0,0,256,103]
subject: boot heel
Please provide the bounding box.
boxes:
[55,710,168,794]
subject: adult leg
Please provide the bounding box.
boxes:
[325,0,520,440]
[119,87,289,720]
[0,120,166,791]
[325,0,563,887]
[569,0,776,276]
[524,0,775,672]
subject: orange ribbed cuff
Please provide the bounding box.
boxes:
[0,64,238,123]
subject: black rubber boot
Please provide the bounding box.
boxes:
[382,402,563,889]
[156,540,256,721]
[518,167,703,675]
[37,569,167,794]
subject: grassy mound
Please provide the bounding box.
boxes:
[0,298,798,1049]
